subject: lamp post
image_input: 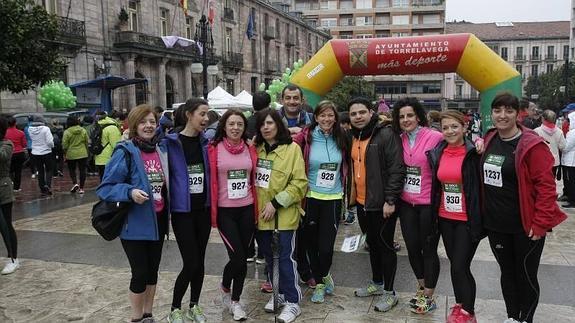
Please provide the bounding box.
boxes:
[191,15,219,100]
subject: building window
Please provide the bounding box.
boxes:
[286,48,291,65]
[251,8,257,32]
[422,14,440,24]
[160,8,169,36]
[225,28,232,54]
[456,84,463,97]
[392,32,410,37]
[516,47,524,60]
[547,45,555,59]
[546,64,554,73]
[375,83,407,94]
[321,18,337,27]
[356,16,373,26]
[340,0,353,9]
[392,0,409,8]
[531,64,539,76]
[226,79,235,94]
[42,0,58,14]
[392,15,410,25]
[411,82,441,94]
[185,17,193,39]
[356,34,373,39]
[320,1,338,9]
[500,47,508,60]
[376,0,390,7]
[128,1,138,31]
[356,0,372,9]
[275,19,281,39]
[296,51,300,61]
[251,40,257,67]
[135,72,147,105]
[564,45,570,60]
[251,77,257,93]
[531,46,539,60]
[276,45,281,70]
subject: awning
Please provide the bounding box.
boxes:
[69,76,148,112]
[69,75,147,90]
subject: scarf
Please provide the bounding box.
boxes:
[222,137,246,154]
[132,136,157,153]
[351,115,379,140]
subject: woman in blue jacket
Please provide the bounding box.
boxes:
[97,105,170,323]
[164,98,212,323]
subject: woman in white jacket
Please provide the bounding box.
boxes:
[28,116,54,195]
[559,112,575,207]
[534,110,566,174]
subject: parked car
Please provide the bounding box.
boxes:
[12,112,69,130]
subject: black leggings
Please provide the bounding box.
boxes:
[67,158,87,188]
[439,218,479,314]
[33,153,54,190]
[218,205,256,301]
[171,208,211,308]
[304,198,341,282]
[356,204,398,291]
[10,152,26,190]
[295,219,312,282]
[488,230,545,323]
[0,203,17,259]
[120,211,168,294]
[398,202,440,289]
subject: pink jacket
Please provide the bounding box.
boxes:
[400,127,443,205]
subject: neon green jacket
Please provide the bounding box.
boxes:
[95,117,121,166]
[62,125,88,160]
[256,142,308,231]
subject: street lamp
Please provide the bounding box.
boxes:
[191,15,219,99]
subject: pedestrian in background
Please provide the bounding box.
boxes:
[5,116,27,192]
[429,110,483,323]
[293,100,348,304]
[50,119,65,177]
[97,105,170,323]
[481,93,566,323]
[534,110,566,195]
[24,116,36,179]
[0,116,19,275]
[94,111,122,180]
[63,116,89,194]
[164,98,211,323]
[208,109,258,321]
[28,116,54,196]
[392,97,442,314]
[82,115,98,176]
[254,108,307,323]
[561,111,575,208]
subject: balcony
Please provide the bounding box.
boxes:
[340,19,354,26]
[531,54,541,61]
[265,59,278,73]
[222,52,243,71]
[52,16,86,54]
[114,31,202,61]
[264,26,276,40]
[545,54,557,61]
[286,34,295,46]
[224,7,234,21]
[514,55,526,61]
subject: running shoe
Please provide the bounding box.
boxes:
[455,308,477,323]
[344,213,356,225]
[1,259,19,275]
[354,280,384,297]
[322,273,335,295]
[408,287,425,307]
[447,304,462,323]
[167,308,184,323]
[264,294,286,313]
[246,256,255,262]
[311,283,326,303]
[374,290,398,312]
[185,305,206,323]
[70,184,79,193]
[260,281,273,293]
[255,257,266,264]
[229,302,247,321]
[410,295,437,314]
[277,302,301,323]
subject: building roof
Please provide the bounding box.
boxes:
[445,21,569,41]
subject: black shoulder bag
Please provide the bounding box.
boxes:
[91,146,132,241]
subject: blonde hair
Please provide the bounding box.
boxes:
[128,104,157,139]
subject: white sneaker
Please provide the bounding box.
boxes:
[1,259,20,275]
[264,294,286,313]
[277,302,301,323]
[229,302,247,321]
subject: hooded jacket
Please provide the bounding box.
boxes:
[534,124,566,167]
[0,140,14,205]
[5,127,26,154]
[347,117,406,211]
[95,117,122,166]
[482,125,567,237]
[428,139,485,242]
[561,112,575,166]
[62,125,89,160]
[28,122,54,155]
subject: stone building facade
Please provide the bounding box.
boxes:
[0,0,330,113]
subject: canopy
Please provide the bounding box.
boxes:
[207,86,252,109]
[235,90,253,107]
[69,75,148,112]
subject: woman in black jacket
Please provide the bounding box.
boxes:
[428,110,483,323]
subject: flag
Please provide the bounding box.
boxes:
[246,13,254,40]
[207,0,215,25]
[179,0,188,16]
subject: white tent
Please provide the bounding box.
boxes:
[207,86,251,109]
[235,90,253,107]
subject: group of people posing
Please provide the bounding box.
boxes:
[95,86,566,323]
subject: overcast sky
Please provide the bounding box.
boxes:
[446,0,571,23]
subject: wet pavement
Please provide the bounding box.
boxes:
[0,175,574,322]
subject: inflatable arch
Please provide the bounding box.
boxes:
[290,33,522,129]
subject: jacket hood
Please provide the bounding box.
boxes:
[28,125,47,136]
[98,117,118,126]
[569,112,575,131]
[67,125,85,135]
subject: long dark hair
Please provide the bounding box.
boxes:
[211,109,248,145]
[306,100,347,152]
[182,98,209,121]
[254,108,292,146]
[391,97,428,133]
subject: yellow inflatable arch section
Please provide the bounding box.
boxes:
[290,33,521,129]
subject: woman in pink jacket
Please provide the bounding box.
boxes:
[391,98,443,315]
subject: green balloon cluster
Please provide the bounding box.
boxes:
[259,59,305,109]
[37,81,77,111]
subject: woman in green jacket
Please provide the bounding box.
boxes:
[254,109,307,323]
[62,116,89,194]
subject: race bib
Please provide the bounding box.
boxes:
[483,154,504,187]
[147,172,164,201]
[404,166,422,194]
[188,164,204,194]
[443,183,463,213]
[316,163,338,188]
[255,159,272,188]
[227,169,248,199]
